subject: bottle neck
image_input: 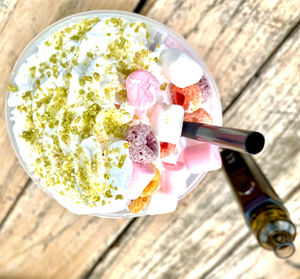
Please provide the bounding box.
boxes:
[257,220,296,258]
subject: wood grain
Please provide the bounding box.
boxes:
[87,16,300,279]
[0,1,139,278]
[207,188,300,279]
[0,0,300,278]
[144,0,300,109]
[0,0,139,225]
[0,181,129,278]
[0,0,17,33]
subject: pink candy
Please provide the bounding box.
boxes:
[183,143,222,174]
[198,75,211,103]
[126,124,159,164]
[126,163,155,200]
[161,162,189,197]
[126,70,159,111]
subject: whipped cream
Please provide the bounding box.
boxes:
[7,16,169,214]
[7,15,221,216]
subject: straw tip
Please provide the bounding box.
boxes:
[245,132,265,154]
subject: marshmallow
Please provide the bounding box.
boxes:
[126,163,155,200]
[159,48,203,88]
[146,191,178,215]
[126,70,159,111]
[183,143,222,174]
[150,103,184,144]
[161,162,190,197]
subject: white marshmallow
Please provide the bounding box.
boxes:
[146,191,178,215]
[150,103,184,144]
[125,163,155,200]
[159,48,203,88]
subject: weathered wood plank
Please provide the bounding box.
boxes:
[144,0,300,109]
[1,1,300,278]
[0,0,139,224]
[0,1,140,278]
[0,0,18,32]
[0,181,129,278]
[207,188,300,279]
[87,17,300,279]
[88,171,249,279]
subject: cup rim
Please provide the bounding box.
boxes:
[5,10,222,218]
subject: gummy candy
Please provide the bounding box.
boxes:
[198,75,211,103]
[160,142,176,158]
[140,165,160,197]
[126,124,159,164]
[184,108,213,124]
[128,196,151,213]
[170,83,202,112]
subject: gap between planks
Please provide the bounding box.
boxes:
[199,182,300,279]
[1,0,299,278]
[0,0,149,234]
[223,18,300,114]
[83,10,300,279]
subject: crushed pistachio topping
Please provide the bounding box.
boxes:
[8,16,163,209]
[7,84,19,92]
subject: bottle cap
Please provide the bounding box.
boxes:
[274,240,295,258]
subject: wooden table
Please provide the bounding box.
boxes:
[0,1,300,278]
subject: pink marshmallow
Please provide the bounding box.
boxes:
[161,162,189,197]
[125,162,155,200]
[165,37,186,52]
[126,70,159,111]
[183,143,222,174]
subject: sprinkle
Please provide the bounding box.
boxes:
[93,72,100,81]
[7,84,19,92]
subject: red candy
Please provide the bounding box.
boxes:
[126,70,159,111]
[160,142,176,158]
[126,124,159,164]
[184,108,213,124]
[170,83,202,112]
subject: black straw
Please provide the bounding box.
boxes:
[182,122,265,154]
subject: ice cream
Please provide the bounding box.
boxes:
[7,14,221,216]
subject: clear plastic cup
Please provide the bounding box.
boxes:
[5,10,222,218]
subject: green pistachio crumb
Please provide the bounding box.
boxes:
[160,83,167,90]
[7,84,19,92]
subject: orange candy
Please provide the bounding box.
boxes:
[128,196,151,214]
[170,83,202,112]
[184,108,213,124]
[128,165,160,213]
[140,165,160,197]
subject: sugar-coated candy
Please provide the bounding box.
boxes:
[128,196,151,213]
[140,165,160,197]
[161,162,189,197]
[150,103,184,144]
[160,142,176,158]
[159,48,203,88]
[126,162,155,200]
[183,143,221,174]
[126,70,159,111]
[198,75,211,104]
[126,124,159,164]
[170,83,202,112]
[184,108,213,124]
[146,191,178,215]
